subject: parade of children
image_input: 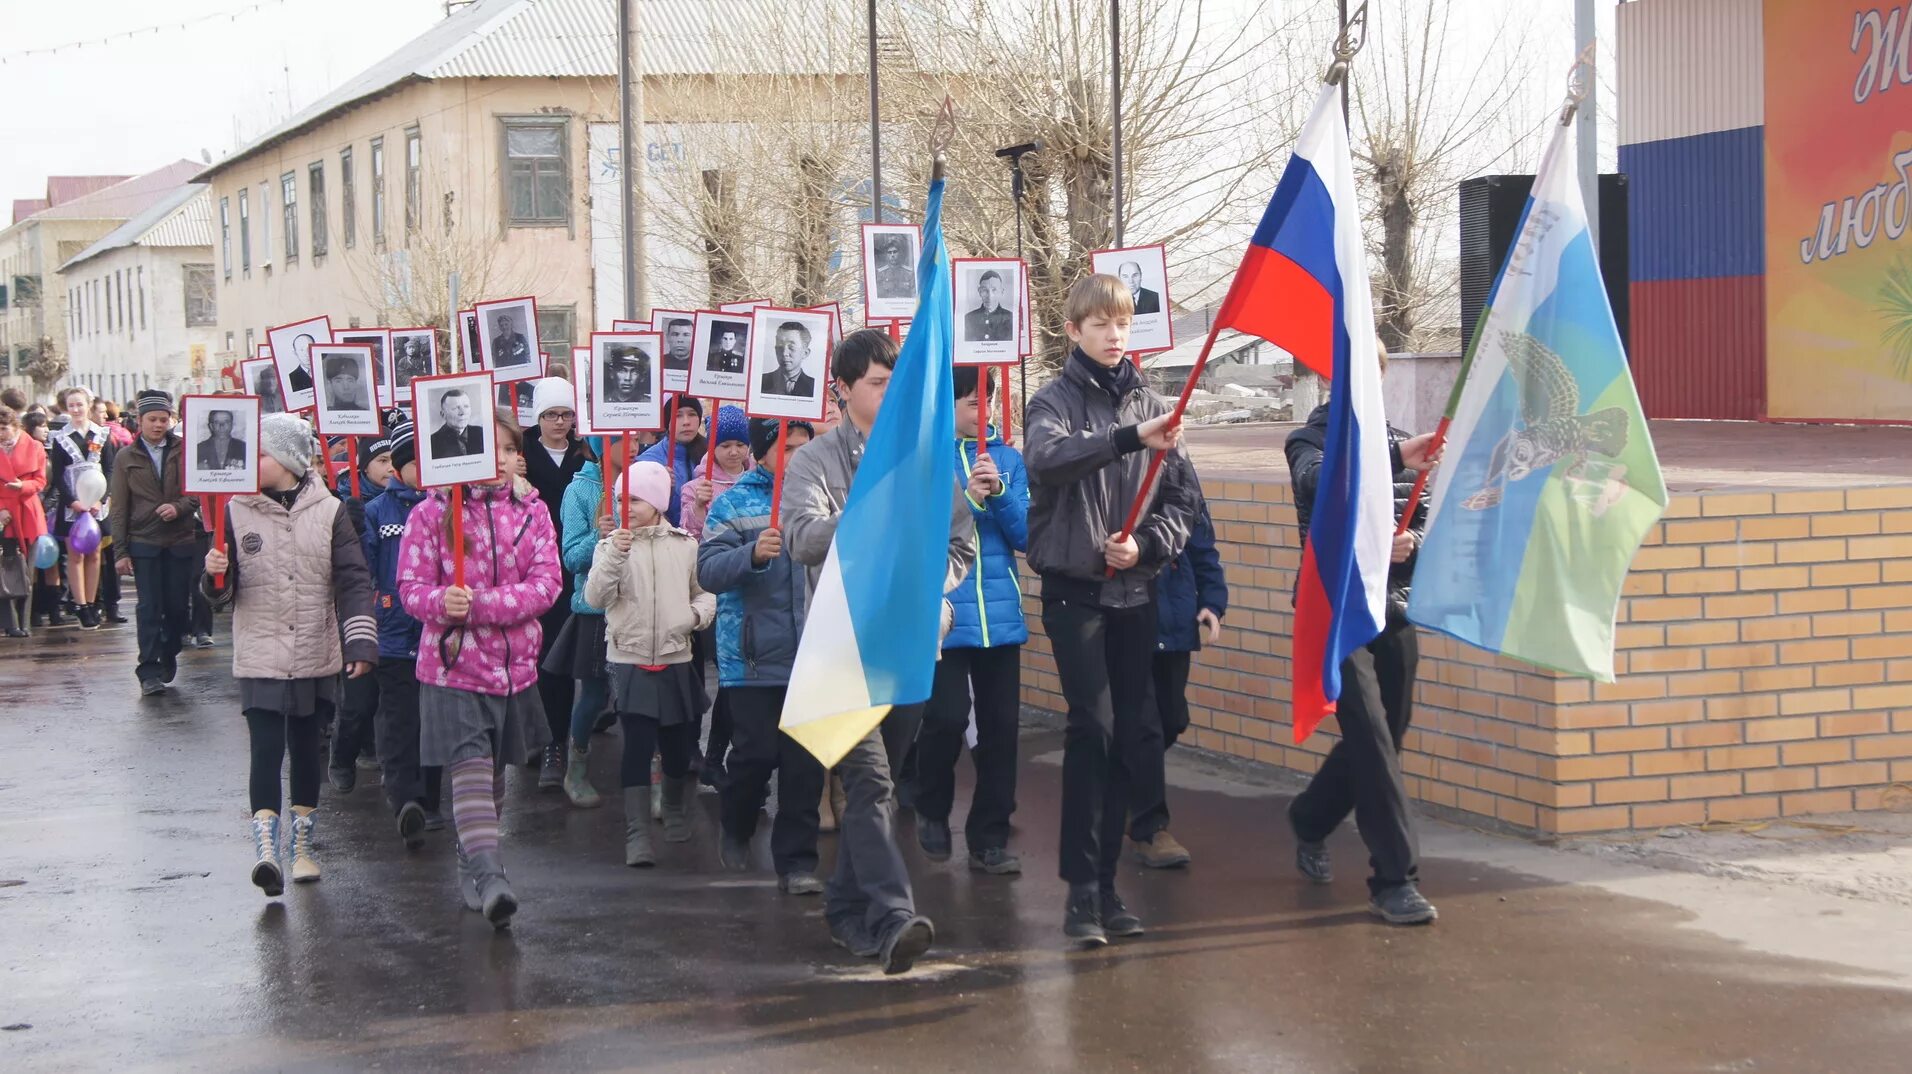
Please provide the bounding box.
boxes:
[13,272,1453,978]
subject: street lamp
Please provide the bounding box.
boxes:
[996,139,1042,415]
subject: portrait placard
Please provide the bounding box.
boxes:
[411,371,499,487]
[718,299,770,314]
[265,314,333,412]
[241,357,287,414]
[390,328,437,402]
[612,319,650,332]
[649,309,696,393]
[311,344,381,435]
[181,394,261,495]
[589,332,664,432]
[745,307,831,422]
[459,309,481,372]
[475,296,541,383]
[1019,269,1032,357]
[862,223,922,320]
[1090,244,1175,355]
[688,310,752,401]
[807,302,842,352]
[951,258,1022,365]
[570,346,597,435]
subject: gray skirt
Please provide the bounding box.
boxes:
[418,684,552,766]
[607,661,708,728]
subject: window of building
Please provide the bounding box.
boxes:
[503,117,569,225]
[405,126,421,238]
[371,136,386,247]
[220,196,232,279]
[309,162,327,258]
[138,266,145,332]
[536,306,575,354]
[281,172,299,264]
[185,264,216,327]
[107,273,116,333]
[239,188,251,273]
[224,331,234,354]
[245,328,255,357]
[341,147,356,249]
[259,182,272,268]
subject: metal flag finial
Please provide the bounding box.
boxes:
[1325,0,1370,86]
[930,94,956,182]
[1560,41,1597,127]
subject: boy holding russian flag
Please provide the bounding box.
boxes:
[1023,274,1197,947]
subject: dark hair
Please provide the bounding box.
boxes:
[776,320,812,345]
[493,415,522,450]
[0,405,16,428]
[22,412,46,435]
[0,388,26,411]
[324,356,360,380]
[665,318,693,333]
[952,366,995,400]
[977,269,1002,286]
[832,328,898,388]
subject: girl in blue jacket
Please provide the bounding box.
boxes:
[543,434,633,808]
[915,367,1030,875]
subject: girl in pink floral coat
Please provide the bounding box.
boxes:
[398,417,561,929]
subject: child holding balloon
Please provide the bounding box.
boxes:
[0,406,50,637]
[48,387,116,630]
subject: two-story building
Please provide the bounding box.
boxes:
[60,183,220,404]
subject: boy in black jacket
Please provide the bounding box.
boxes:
[1023,274,1197,946]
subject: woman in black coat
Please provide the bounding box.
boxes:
[522,378,594,788]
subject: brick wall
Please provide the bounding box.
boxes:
[1018,480,1912,835]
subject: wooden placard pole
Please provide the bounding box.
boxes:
[451,485,466,588]
[768,421,788,529]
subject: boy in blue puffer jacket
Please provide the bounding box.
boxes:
[361,423,444,847]
[915,367,1030,875]
[328,433,396,789]
[700,417,825,894]
[1127,492,1226,869]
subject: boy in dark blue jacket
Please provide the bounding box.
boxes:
[328,433,394,790]
[1129,494,1227,868]
[361,423,443,848]
[915,367,1029,875]
[699,418,825,894]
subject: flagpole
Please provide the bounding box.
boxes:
[1107,9,1370,572]
[1393,42,1595,537]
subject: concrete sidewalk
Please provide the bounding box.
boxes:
[3,624,1912,1072]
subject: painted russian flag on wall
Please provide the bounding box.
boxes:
[1214,82,1393,743]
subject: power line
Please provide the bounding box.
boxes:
[0,1,298,65]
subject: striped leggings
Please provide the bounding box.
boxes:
[447,755,509,857]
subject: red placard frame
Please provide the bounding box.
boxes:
[861,222,923,321]
[337,328,395,407]
[472,295,542,383]
[180,394,262,495]
[1089,242,1176,356]
[264,313,334,413]
[650,309,698,393]
[950,258,1023,366]
[310,344,383,436]
[717,299,771,314]
[744,306,832,423]
[389,326,439,401]
[688,310,752,402]
[408,370,501,489]
[586,330,666,433]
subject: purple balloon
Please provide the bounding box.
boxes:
[67,512,101,555]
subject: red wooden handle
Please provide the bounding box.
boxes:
[769,421,788,529]
[451,485,466,589]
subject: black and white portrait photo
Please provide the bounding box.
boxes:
[339,329,394,407]
[182,394,260,495]
[688,312,750,400]
[953,259,1022,365]
[570,346,598,436]
[1091,245,1175,354]
[588,332,663,432]
[266,314,333,412]
[312,344,381,435]
[391,329,436,401]
[411,372,499,487]
[460,309,483,372]
[476,296,540,382]
[242,357,286,415]
[862,224,922,320]
[654,310,695,393]
[745,307,830,422]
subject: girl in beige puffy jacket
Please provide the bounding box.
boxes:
[583,460,716,865]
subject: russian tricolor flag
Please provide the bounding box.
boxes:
[1214,82,1393,742]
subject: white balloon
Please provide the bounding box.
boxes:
[74,469,107,510]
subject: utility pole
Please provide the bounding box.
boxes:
[868,0,883,224]
[1338,0,1350,125]
[1110,0,1123,247]
[1576,0,1599,251]
[618,0,648,320]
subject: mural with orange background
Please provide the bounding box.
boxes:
[1764,0,1912,421]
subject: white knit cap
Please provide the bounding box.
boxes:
[260,413,318,479]
[531,377,576,419]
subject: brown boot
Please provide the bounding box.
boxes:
[1132,829,1192,869]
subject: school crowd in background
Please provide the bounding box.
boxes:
[3,271,1442,976]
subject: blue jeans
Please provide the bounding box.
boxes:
[569,675,608,750]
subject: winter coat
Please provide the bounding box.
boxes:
[108,433,199,550]
[584,523,716,667]
[523,434,592,536]
[945,429,1030,650]
[47,422,116,525]
[0,434,49,544]
[1154,499,1228,653]
[207,476,378,680]
[679,454,753,540]
[330,468,372,545]
[362,480,428,659]
[559,461,608,615]
[1285,402,1427,611]
[397,482,562,697]
[636,433,708,528]
[697,467,809,687]
[1023,349,1197,609]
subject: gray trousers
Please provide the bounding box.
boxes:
[824,702,924,951]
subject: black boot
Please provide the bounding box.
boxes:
[1,597,26,638]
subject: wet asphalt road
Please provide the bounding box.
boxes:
[5,624,1912,1073]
